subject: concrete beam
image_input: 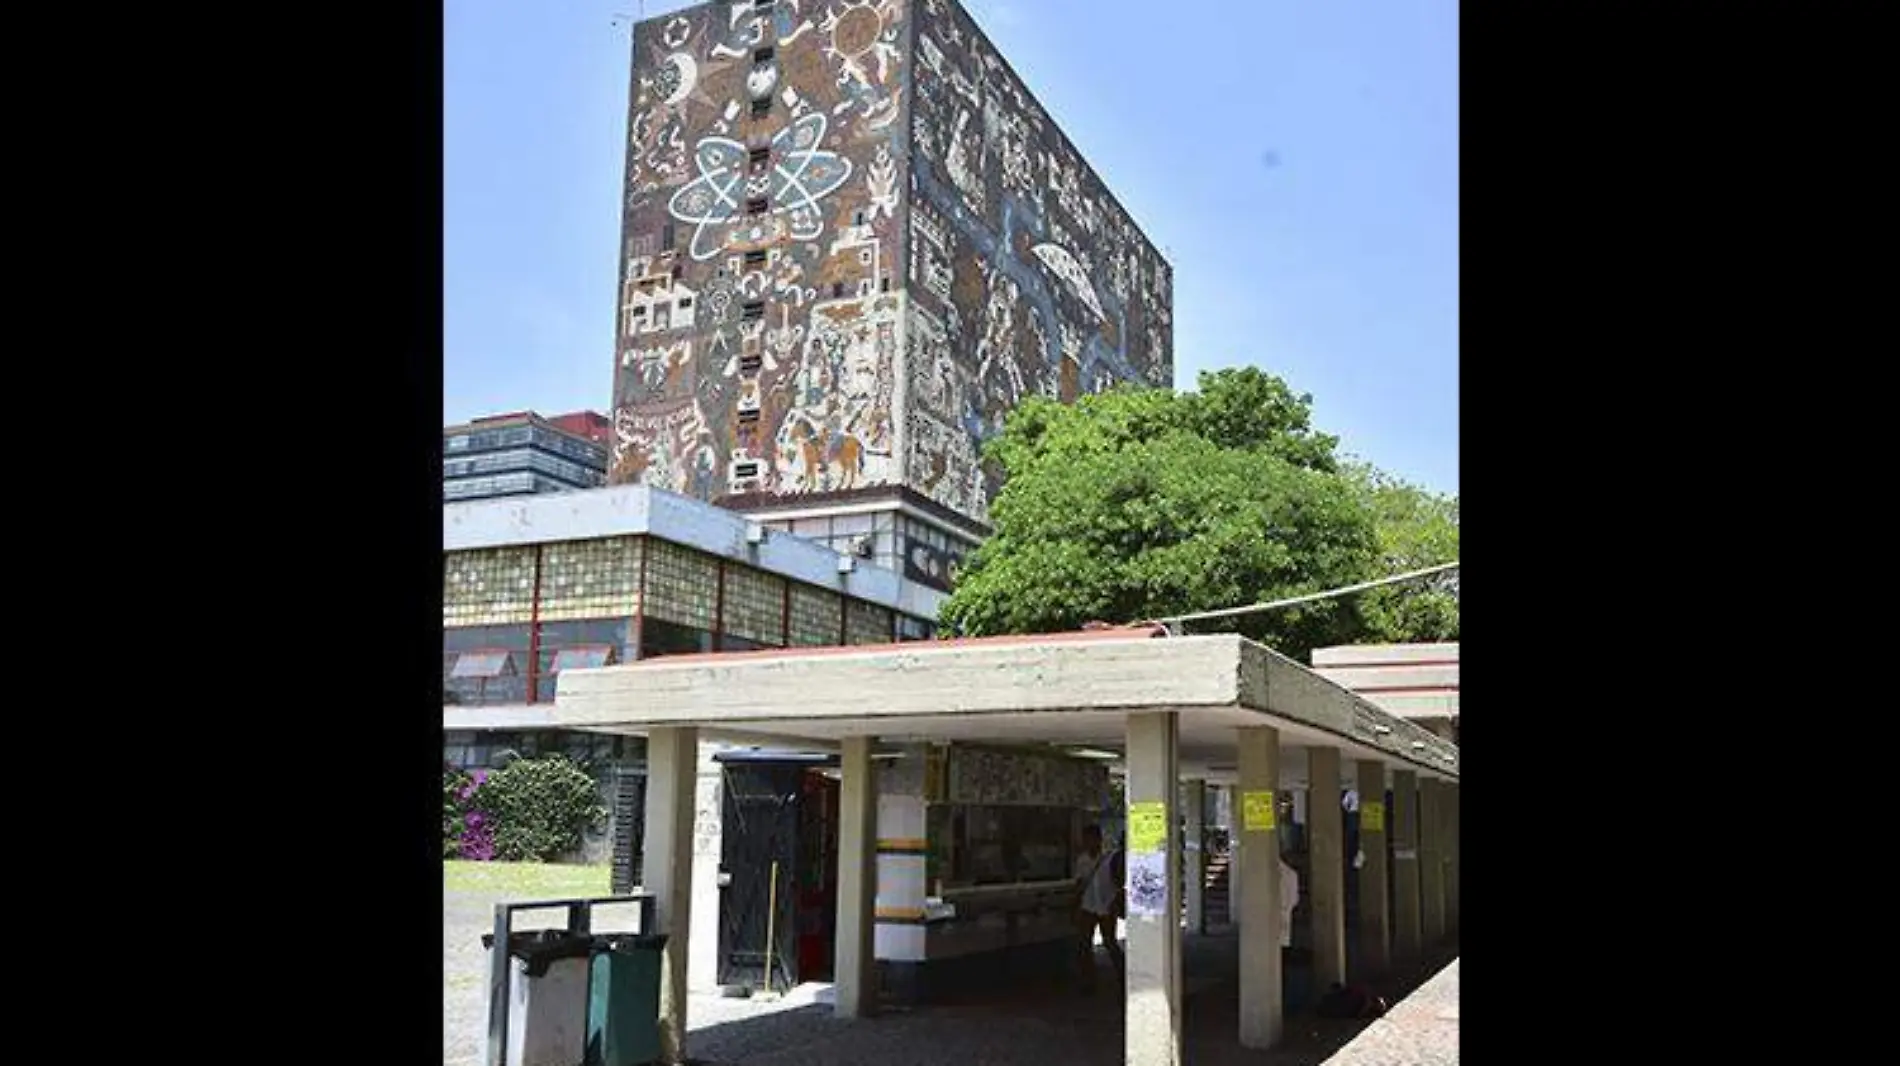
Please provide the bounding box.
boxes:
[1125,712,1183,1066]
[835,736,879,1018]
[559,634,1460,781]
[1307,748,1347,990]
[1354,760,1392,976]
[1235,726,1283,1049]
[644,726,698,1065]
[1390,770,1422,962]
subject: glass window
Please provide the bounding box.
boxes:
[791,517,831,539]
[844,599,893,646]
[722,564,787,648]
[444,548,537,627]
[945,805,1076,887]
[541,537,643,621]
[536,618,634,702]
[643,540,719,630]
[451,650,514,679]
[788,582,842,646]
[641,616,714,659]
[550,645,615,672]
[832,513,873,536]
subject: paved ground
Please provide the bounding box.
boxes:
[448,868,1457,1066]
[1318,958,1458,1066]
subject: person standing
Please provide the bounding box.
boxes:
[1074,824,1126,993]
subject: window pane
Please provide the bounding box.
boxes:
[788,582,841,646]
[542,537,643,621]
[831,513,873,536]
[844,600,893,646]
[643,540,719,630]
[444,548,537,626]
[721,564,786,647]
[550,646,615,672]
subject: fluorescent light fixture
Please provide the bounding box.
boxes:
[1066,748,1122,761]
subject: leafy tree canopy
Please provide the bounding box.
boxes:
[940,368,1457,658]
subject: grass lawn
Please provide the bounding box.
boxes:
[443,860,609,897]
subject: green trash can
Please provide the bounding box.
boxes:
[587,933,668,1066]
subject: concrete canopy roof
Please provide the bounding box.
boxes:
[555,630,1458,781]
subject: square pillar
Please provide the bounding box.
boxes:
[1353,760,1391,975]
[835,735,879,1018]
[1235,726,1283,1049]
[1306,747,1347,990]
[1390,770,1422,962]
[643,726,698,1065]
[1444,784,1460,935]
[1419,778,1447,944]
[1183,778,1206,934]
[688,744,723,993]
[1125,712,1183,1066]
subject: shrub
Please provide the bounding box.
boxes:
[443,767,469,858]
[481,755,607,862]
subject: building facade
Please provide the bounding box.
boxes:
[610,0,1173,589]
[442,481,944,717]
[444,410,610,502]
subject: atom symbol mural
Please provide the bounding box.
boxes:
[667,112,854,261]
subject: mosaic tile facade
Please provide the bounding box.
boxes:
[611,0,1171,531]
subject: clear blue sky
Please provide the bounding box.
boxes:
[446,0,1458,493]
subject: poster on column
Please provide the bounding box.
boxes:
[1360,801,1386,833]
[1243,790,1277,832]
[1126,850,1167,920]
[1126,800,1167,854]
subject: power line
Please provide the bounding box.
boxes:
[1147,561,1459,632]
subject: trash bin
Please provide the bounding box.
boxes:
[587,933,668,1066]
[483,929,596,1066]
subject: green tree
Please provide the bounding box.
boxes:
[1343,461,1460,643]
[941,369,1381,659]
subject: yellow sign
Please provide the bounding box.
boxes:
[1360,801,1386,833]
[1127,801,1167,854]
[1243,790,1277,832]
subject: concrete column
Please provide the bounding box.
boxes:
[1125,712,1183,1066]
[1353,760,1391,976]
[1390,770,1422,962]
[1183,778,1206,934]
[1235,726,1283,1049]
[687,745,723,993]
[1307,747,1347,990]
[835,735,879,1018]
[1419,778,1446,944]
[643,726,698,1065]
[1444,784,1460,936]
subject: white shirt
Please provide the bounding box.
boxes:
[1075,849,1120,916]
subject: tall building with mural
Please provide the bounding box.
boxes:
[612,0,1172,590]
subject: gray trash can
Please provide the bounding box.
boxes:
[482,929,595,1066]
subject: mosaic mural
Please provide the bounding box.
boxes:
[611,0,1172,531]
[905,0,1173,522]
[614,0,915,504]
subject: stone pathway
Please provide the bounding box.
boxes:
[448,876,1457,1066]
[1319,957,1459,1066]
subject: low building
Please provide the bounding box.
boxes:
[442,481,948,860]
